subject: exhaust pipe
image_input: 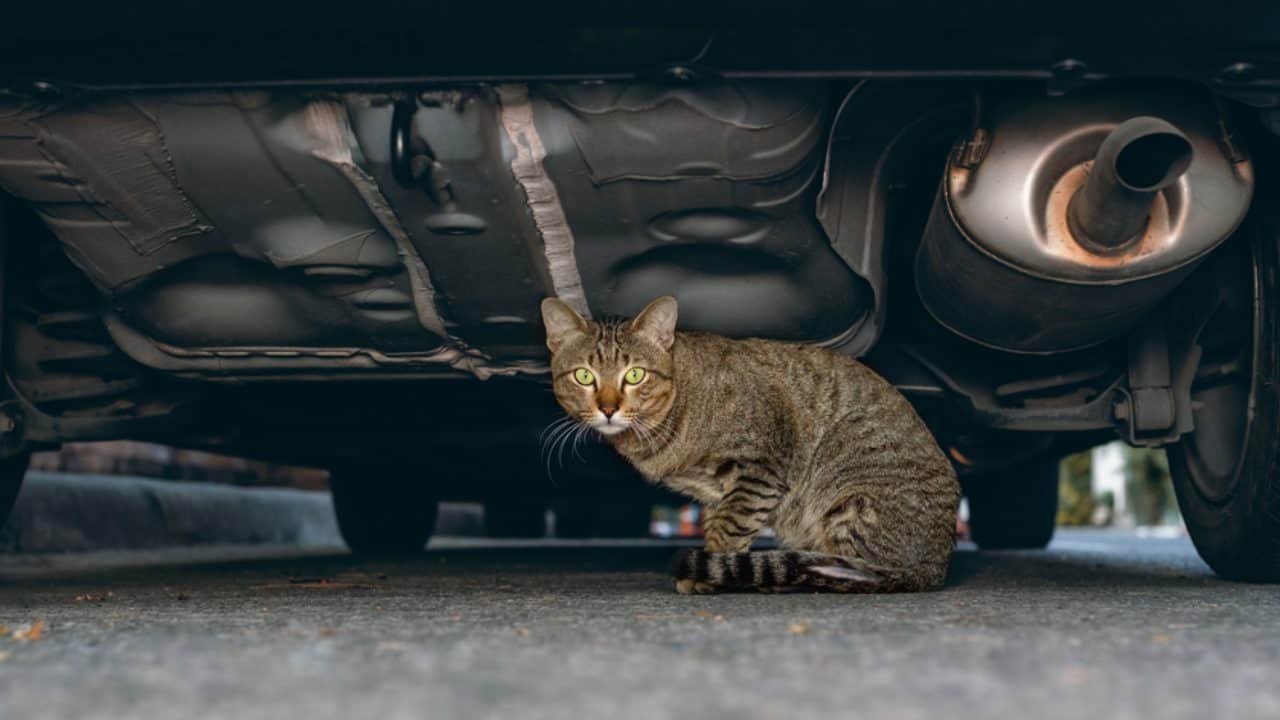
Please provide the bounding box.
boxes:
[1066,116,1193,251]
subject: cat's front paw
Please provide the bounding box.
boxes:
[674,578,719,595]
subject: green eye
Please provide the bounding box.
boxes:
[624,367,646,385]
[574,368,596,386]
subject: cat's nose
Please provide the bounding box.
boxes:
[599,404,618,419]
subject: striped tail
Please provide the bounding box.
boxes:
[670,548,925,593]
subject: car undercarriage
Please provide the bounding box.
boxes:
[2,6,1280,577]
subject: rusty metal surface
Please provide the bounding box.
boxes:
[1042,163,1178,271]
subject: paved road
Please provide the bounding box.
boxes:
[0,531,1276,720]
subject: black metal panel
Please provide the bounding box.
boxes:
[122,255,371,348]
[128,94,439,353]
[347,93,554,359]
[0,98,226,290]
[533,80,868,341]
[0,82,881,375]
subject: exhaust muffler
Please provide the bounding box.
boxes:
[915,89,1252,354]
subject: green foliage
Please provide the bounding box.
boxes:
[1057,450,1095,526]
[1056,445,1180,528]
[1124,447,1178,526]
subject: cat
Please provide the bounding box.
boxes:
[541,295,960,594]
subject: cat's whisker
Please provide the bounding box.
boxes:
[539,416,574,444]
[553,424,584,481]
[649,418,673,449]
[538,419,569,455]
[540,418,577,455]
[538,419,569,459]
[555,421,579,472]
[567,424,584,462]
[571,422,599,462]
[632,416,655,446]
[631,414,672,454]
[540,430,562,481]
[540,417,586,485]
[558,422,583,468]
[628,417,658,455]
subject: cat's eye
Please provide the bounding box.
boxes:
[623,367,646,385]
[573,368,596,386]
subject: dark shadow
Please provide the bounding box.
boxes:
[944,545,1221,591]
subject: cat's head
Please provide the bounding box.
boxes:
[540,296,678,438]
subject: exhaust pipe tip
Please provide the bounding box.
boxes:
[1111,121,1194,192]
[1068,116,1194,250]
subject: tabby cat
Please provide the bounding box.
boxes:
[541,296,960,593]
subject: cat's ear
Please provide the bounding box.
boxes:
[630,295,678,351]
[541,297,589,353]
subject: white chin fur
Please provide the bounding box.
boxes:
[592,423,628,436]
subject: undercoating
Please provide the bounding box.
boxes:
[0,80,886,382]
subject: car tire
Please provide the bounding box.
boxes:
[0,452,30,532]
[1167,228,1280,582]
[330,463,438,554]
[483,501,547,538]
[963,459,1059,550]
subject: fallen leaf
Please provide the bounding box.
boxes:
[0,651,10,663]
[694,610,714,619]
[514,627,530,637]
[788,622,810,635]
[75,593,109,603]
[0,625,9,636]
[1151,633,1171,645]
[712,615,725,623]
[13,620,45,642]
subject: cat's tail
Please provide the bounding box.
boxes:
[670,548,936,593]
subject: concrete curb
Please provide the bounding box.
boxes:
[1,472,492,553]
[1,471,341,553]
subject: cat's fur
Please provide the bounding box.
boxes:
[541,296,960,593]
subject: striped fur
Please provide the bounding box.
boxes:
[542,296,960,594]
[671,549,921,593]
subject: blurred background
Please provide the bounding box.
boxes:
[1,439,1182,554]
[1055,444,1180,533]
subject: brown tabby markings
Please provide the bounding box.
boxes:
[541,296,960,593]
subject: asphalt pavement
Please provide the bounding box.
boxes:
[0,531,1276,720]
